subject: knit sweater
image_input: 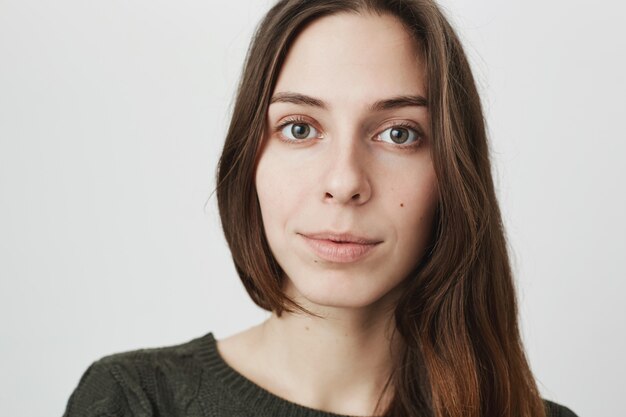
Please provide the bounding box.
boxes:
[62,331,578,417]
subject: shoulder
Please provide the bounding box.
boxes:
[63,332,214,417]
[543,398,580,417]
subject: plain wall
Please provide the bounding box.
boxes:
[1,1,624,416]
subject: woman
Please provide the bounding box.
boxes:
[63,1,578,416]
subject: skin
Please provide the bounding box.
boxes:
[217,11,438,416]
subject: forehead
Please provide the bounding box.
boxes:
[273,12,426,107]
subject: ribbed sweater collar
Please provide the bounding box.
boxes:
[196,331,372,417]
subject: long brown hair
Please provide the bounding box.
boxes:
[215,1,546,416]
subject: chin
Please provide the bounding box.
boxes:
[285,272,399,311]
[302,292,377,309]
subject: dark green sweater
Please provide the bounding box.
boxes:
[62,331,579,417]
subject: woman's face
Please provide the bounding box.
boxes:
[255,12,438,310]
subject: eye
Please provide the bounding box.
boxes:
[378,124,422,147]
[280,122,320,141]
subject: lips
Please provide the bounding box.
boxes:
[298,232,382,263]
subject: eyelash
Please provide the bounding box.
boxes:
[274,115,424,151]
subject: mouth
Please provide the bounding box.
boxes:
[299,231,382,245]
[298,232,382,263]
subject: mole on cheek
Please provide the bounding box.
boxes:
[400,203,404,207]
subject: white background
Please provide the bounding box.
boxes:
[1,1,624,416]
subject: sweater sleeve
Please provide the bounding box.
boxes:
[62,359,132,417]
[544,399,580,417]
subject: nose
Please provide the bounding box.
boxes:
[321,133,372,205]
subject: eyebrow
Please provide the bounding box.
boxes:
[269,91,428,111]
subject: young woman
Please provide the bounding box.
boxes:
[63,1,578,416]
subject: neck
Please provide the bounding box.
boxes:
[253,279,405,416]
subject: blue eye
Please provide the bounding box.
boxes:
[280,122,319,141]
[379,125,421,146]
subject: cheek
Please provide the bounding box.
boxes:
[406,173,438,215]
[255,153,280,225]
[254,145,308,233]
[388,164,439,243]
